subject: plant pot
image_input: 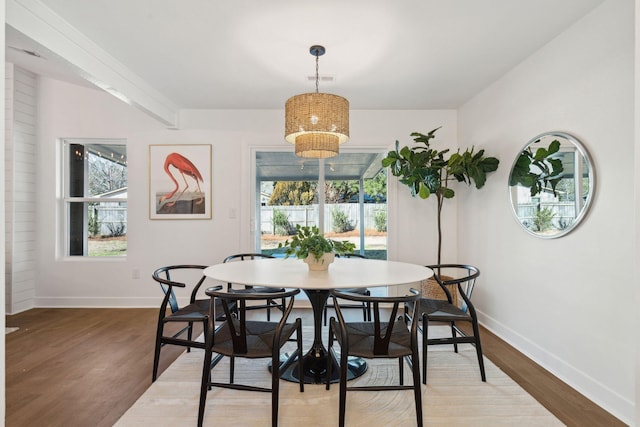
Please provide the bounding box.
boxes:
[304,252,335,271]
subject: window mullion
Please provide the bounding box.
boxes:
[318,160,325,233]
[65,197,127,203]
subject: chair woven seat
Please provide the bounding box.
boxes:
[335,321,412,358]
[167,299,211,322]
[417,298,470,320]
[213,320,300,358]
[339,287,369,295]
[229,286,284,295]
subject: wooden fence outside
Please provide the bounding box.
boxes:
[261,203,386,235]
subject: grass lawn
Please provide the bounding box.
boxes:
[88,236,127,256]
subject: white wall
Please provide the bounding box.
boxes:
[458,0,634,424]
[34,78,457,307]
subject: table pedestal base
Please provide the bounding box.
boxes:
[278,350,367,384]
[276,288,367,384]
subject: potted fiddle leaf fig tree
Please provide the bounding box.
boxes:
[381,127,500,265]
[278,225,355,271]
[509,138,564,197]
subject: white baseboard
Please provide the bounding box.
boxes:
[34,297,160,308]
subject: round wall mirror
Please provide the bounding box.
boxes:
[508,131,595,238]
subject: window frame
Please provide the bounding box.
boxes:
[61,138,128,258]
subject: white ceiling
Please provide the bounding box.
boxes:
[6,0,603,121]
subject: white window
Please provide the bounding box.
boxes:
[63,139,127,257]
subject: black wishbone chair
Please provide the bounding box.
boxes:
[151,265,210,382]
[327,288,423,427]
[223,253,285,321]
[198,286,304,427]
[323,253,372,326]
[405,264,486,384]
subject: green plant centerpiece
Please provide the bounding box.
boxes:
[381,127,499,264]
[278,225,355,270]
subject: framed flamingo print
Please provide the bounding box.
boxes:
[149,144,212,219]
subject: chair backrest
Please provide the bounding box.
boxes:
[205,287,300,354]
[425,264,480,313]
[152,265,208,314]
[331,289,420,355]
[336,253,366,259]
[223,253,275,263]
[223,254,275,290]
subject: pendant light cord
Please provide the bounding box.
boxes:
[315,52,320,94]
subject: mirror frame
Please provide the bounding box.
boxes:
[508,131,595,239]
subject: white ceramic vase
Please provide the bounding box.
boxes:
[304,252,335,271]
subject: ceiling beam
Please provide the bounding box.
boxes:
[6,0,180,128]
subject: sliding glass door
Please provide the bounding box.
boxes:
[254,151,387,263]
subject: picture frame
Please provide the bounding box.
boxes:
[149,144,212,219]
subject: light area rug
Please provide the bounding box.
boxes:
[115,326,563,427]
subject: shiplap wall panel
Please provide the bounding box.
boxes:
[5,64,37,314]
[5,63,14,310]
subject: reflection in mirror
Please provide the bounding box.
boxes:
[509,132,594,238]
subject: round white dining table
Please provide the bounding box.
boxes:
[204,257,432,384]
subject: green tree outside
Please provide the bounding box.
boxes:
[363,170,387,202]
[268,171,387,206]
[269,181,316,205]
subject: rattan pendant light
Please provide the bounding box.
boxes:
[285,45,349,159]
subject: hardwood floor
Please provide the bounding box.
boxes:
[6,308,625,427]
[5,308,184,427]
